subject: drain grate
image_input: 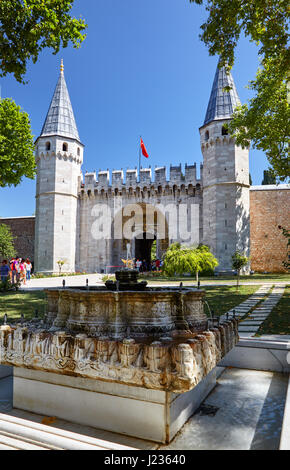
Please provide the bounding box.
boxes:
[195,403,219,417]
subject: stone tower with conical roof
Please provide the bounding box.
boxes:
[200,63,250,271]
[34,60,84,274]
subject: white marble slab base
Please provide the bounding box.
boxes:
[13,366,223,443]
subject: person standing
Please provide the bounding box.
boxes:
[136,259,141,272]
[0,260,10,283]
[25,258,32,281]
[10,257,18,284]
[19,258,26,285]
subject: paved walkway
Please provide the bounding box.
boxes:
[220,284,286,338]
[20,273,103,291]
[160,368,288,450]
[19,273,282,291]
[0,375,12,414]
[238,284,286,337]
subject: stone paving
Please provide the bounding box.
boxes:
[0,376,12,414]
[220,284,286,338]
[20,273,104,291]
[20,273,279,291]
[160,368,288,450]
[239,284,286,337]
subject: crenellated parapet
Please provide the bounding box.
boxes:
[79,163,203,197]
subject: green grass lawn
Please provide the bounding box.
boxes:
[202,285,261,317]
[142,273,290,284]
[0,290,47,323]
[255,285,290,336]
[0,286,261,325]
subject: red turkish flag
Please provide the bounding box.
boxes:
[140,138,149,158]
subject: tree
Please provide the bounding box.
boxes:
[0,224,16,259]
[231,251,249,289]
[189,0,290,181]
[57,259,66,275]
[229,61,289,181]
[262,170,276,185]
[0,98,35,187]
[0,0,87,83]
[0,1,87,188]
[162,243,218,282]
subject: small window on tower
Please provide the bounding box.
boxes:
[63,143,68,152]
[205,130,209,141]
[222,126,228,136]
[77,147,80,156]
[46,142,51,151]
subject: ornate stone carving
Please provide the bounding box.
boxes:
[0,317,238,393]
[0,282,239,394]
[144,342,169,373]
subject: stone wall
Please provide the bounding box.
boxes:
[250,185,290,273]
[2,185,289,274]
[77,183,203,273]
[0,217,35,263]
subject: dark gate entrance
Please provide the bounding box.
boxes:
[135,234,155,265]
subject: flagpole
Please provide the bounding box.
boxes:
[139,135,141,182]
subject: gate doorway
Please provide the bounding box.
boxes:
[135,234,156,265]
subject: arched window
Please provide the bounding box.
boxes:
[77,147,80,156]
[63,143,68,152]
[45,142,51,151]
[205,130,209,141]
[222,126,228,136]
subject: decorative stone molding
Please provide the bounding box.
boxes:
[0,318,238,393]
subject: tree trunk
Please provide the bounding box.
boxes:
[237,270,240,290]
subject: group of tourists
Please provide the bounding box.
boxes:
[0,257,33,285]
[135,258,162,273]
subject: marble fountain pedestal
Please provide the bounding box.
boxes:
[0,275,238,443]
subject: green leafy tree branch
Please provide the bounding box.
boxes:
[163,243,218,282]
[189,0,290,181]
[0,98,35,187]
[0,224,16,259]
[0,0,87,83]
[231,251,249,289]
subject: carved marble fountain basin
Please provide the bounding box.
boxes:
[46,287,207,339]
[0,281,239,394]
[0,277,239,443]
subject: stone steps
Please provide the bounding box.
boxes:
[0,413,136,450]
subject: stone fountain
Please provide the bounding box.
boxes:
[0,270,238,443]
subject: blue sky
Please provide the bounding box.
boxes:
[0,0,269,217]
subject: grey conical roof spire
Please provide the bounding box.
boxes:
[203,62,241,126]
[40,60,80,141]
